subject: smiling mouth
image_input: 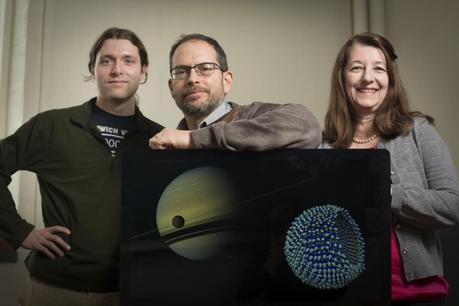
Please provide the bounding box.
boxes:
[108,80,128,85]
[358,88,377,93]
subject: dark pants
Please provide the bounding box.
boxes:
[19,276,120,306]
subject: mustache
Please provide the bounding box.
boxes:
[182,86,209,97]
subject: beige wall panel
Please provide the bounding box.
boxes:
[386,0,459,173]
[0,0,13,138]
[37,0,352,128]
[3,3,353,304]
[20,0,352,228]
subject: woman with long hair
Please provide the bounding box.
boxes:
[323,33,459,305]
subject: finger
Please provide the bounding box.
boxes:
[155,144,167,150]
[37,244,56,259]
[49,234,71,251]
[149,141,162,150]
[43,226,71,252]
[43,240,65,257]
[47,226,71,235]
[149,137,162,148]
[149,141,158,149]
[150,137,172,150]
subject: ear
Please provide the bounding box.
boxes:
[141,65,148,80]
[89,67,95,81]
[168,78,173,92]
[223,70,233,95]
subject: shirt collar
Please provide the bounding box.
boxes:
[70,97,149,132]
[197,100,232,128]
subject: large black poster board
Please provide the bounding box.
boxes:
[121,149,391,306]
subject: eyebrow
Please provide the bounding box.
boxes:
[348,60,386,65]
[98,54,137,60]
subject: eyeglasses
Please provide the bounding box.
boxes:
[170,62,222,80]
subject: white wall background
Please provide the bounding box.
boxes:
[1,0,458,305]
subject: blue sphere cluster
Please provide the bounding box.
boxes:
[284,204,365,289]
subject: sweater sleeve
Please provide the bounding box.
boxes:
[190,102,322,151]
[0,113,51,248]
[391,119,459,229]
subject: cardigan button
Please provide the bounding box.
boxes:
[402,249,407,255]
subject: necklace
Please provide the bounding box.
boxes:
[352,134,377,144]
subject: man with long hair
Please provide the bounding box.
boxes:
[0,27,163,306]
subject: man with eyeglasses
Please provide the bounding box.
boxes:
[149,33,321,150]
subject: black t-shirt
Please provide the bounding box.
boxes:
[90,104,136,157]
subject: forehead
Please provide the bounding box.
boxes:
[347,43,386,64]
[97,38,140,58]
[172,39,218,66]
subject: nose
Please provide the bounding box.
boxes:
[362,68,374,83]
[187,67,200,85]
[110,60,122,76]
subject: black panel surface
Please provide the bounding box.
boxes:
[121,149,391,306]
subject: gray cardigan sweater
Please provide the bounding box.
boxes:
[384,117,459,281]
[322,117,459,281]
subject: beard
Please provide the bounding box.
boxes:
[175,85,224,119]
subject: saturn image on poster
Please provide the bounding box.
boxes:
[155,166,237,260]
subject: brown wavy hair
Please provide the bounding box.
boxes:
[323,33,433,148]
[87,27,148,79]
